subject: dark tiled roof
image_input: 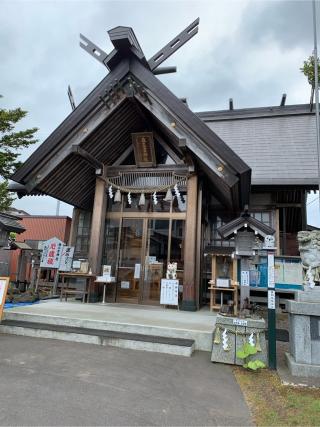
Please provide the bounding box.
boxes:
[197,104,318,187]
[0,213,25,233]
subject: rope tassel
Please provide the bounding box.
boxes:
[114,189,121,203]
[164,188,173,202]
[256,332,262,352]
[139,193,145,206]
[213,326,221,344]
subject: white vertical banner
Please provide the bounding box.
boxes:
[268,253,275,289]
[268,290,276,309]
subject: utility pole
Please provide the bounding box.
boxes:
[312,0,320,217]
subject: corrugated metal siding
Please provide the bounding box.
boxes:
[205,115,318,186]
[16,216,71,243]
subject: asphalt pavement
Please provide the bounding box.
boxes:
[0,334,252,426]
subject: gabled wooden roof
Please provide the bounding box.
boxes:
[12,25,251,210]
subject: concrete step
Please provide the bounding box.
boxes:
[0,319,195,357]
[3,310,212,351]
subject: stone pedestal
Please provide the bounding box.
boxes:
[211,314,267,365]
[286,288,320,377]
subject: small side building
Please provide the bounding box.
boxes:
[9,215,71,284]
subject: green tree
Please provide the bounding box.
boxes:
[300,55,320,87]
[0,96,38,210]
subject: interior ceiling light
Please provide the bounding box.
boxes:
[217,164,224,172]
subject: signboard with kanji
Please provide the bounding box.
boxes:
[40,237,64,269]
[59,246,75,272]
[132,132,156,167]
[0,277,10,321]
[160,279,179,306]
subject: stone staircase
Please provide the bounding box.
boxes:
[0,312,197,357]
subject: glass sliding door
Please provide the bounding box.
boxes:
[142,219,169,304]
[117,218,143,303]
[170,220,185,283]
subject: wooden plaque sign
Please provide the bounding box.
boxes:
[0,277,10,321]
[132,132,156,167]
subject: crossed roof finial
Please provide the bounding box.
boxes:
[80,18,199,75]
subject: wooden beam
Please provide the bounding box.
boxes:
[182,174,198,311]
[153,66,177,75]
[71,146,104,173]
[112,145,133,166]
[154,131,184,164]
[148,18,199,71]
[134,91,238,188]
[25,96,127,192]
[107,164,189,175]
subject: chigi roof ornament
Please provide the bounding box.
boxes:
[79,18,199,75]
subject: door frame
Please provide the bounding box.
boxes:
[107,212,186,304]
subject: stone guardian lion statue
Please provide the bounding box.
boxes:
[297,230,320,288]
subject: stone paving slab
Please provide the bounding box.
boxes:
[0,334,252,426]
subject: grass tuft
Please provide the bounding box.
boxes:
[234,367,320,426]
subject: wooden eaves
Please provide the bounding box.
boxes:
[11,25,251,211]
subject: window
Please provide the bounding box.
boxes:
[75,211,92,257]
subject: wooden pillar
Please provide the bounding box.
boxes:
[282,207,287,255]
[68,208,80,247]
[88,175,107,275]
[195,183,202,309]
[301,190,307,230]
[182,174,198,311]
[275,208,280,256]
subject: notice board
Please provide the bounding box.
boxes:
[160,279,179,306]
[0,277,10,321]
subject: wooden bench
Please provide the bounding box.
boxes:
[59,272,95,303]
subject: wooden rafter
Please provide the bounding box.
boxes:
[148,18,199,71]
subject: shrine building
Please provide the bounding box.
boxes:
[10,21,319,310]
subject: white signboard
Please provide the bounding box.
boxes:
[241,271,250,287]
[134,263,141,279]
[0,279,9,307]
[40,237,64,269]
[268,290,276,309]
[121,281,130,289]
[268,253,275,289]
[233,319,248,327]
[72,260,81,270]
[160,279,179,306]
[0,277,9,320]
[59,246,75,272]
[102,265,112,280]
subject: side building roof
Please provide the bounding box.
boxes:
[197,104,318,188]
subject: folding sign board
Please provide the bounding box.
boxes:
[40,237,64,269]
[59,246,75,272]
[160,279,179,306]
[0,277,10,321]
